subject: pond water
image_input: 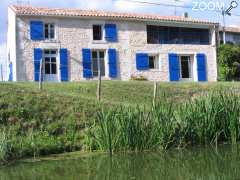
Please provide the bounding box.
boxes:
[0,145,240,180]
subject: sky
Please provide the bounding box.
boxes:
[0,0,240,80]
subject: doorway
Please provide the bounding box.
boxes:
[43,50,58,82]
[180,55,193,81]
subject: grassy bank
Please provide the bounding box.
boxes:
[0,82,240,164]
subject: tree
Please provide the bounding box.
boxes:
[218,44,240,81]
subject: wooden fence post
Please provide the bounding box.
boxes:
[153,81,157,107]
[39,58,43,90]
[97,58,101,101]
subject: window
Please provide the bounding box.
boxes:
[180,56,192,79]
[149,55,159,70]
[44,50,57,75]
[93,25,103,41]
[44,23,55,39]
[147,25,210,45]
[147,26,159,44]
[233,33,240,42]
[92,50,105,77]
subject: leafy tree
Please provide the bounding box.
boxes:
[218,44,240,81]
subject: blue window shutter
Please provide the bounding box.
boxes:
[105,24,117,42]
[33,48,42,81]
[8,62,13,81]
[60,49,68,81]
[169,53,180,81]
[82,49,92,78]
[108,49,117,78]
[30,21,44,40]
[197,54,207,81]
[136,53,149,70]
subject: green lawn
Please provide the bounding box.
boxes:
[0,81,240,164]
[3,81,240,105]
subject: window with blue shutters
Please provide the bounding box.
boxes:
[33,48,43,81]
[82,49,92,78]
[93,25,103,41]
[30,21,44,40]
[197,54,207,81]
[108,49,117,78]
[60,49,68,81]
[169,53,180,81]
[105,24,117,42]
[136,53,149,70]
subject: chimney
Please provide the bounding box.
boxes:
[183,12,189,18]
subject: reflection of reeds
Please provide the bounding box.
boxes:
[86,90,240,153]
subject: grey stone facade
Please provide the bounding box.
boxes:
[13,16,218,82]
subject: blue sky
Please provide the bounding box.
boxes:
[0,0,240,78]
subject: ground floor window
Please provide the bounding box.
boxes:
[92,50,105,77]
[44,50,57,75]
[149,55,159,70]
[180,56,192,79]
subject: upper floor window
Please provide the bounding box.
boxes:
[147,25,210,45]
[44,23,55,39]
[93,25,103,41]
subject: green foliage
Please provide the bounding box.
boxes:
[218,44,240,81]
[85,90,240,152]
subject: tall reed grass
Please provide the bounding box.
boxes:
[85,90,240,153]
[0,128,10,164]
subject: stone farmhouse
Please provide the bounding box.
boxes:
[7,5,219,82]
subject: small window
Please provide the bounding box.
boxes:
[149,55,159,70]
[44,23,55,39]
[93,25,103,40]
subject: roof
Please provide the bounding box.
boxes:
[10,5,218,26]
[220,26,240,33]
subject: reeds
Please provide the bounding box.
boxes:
[85,90,240,153]
[0,128,10,163]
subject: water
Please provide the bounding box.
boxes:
[0,145,240,180]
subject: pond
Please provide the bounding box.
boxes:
[0,145,240,180]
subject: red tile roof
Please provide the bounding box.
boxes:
[10,5,218,25]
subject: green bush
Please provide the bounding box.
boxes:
[218,44,240,81]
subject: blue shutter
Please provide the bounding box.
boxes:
[169,53,180,81]
[105,24,117,42]
[8,62,13,81]
[60,49,68,81]
[108,49,117,78]
[82,49,92,78]
[136,53,149,70]
[197,54,207,81]
[30,21,44,40]
[33,48,42,81]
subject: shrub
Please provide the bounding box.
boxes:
[218,44,240,81]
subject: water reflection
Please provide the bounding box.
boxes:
[0,145,240,180]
